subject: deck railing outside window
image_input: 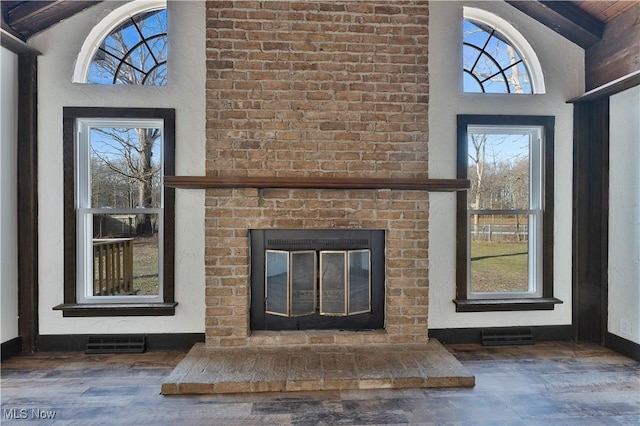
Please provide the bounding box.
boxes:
[93,238,134,296]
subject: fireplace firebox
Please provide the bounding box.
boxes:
[250,229,385,331]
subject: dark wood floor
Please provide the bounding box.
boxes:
[1,341,638,425]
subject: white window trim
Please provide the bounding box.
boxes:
[466,125,544,299]
[72,0,167,84]
[464,7,546,94]
[76,117,165,304]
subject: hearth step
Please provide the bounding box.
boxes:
[481,328,534,346]
[85,335,146,354]
[161,340,476,394]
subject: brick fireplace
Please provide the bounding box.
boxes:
[201,0,432,348]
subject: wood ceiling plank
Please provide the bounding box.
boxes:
[597,2,639,22]
[576,1,618,15]
[5,1,102,38]
[507,0,605,48]
[7,1,62,26]
[572,0,639,23]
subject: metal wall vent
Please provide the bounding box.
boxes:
[268,238,369,247]
[481,328,534,346]
[86,335,146,354]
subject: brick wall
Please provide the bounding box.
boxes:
[205,1,429,347]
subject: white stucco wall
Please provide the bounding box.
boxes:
[29,1,206,335]
[1,46,20,344]
[428,1,583,329]
[609,86,640,344]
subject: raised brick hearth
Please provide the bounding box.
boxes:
[161,340,475,394]
[204,1,430,348]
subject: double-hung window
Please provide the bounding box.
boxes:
[57,108,176,316]
[56,2,174,316]
[454,115,561,312]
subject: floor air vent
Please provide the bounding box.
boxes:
[481,328,534,346]
[86,335,146,354]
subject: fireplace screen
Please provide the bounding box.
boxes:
[265,249,371,318]
[266,250,316,317]
[251,229,384,330]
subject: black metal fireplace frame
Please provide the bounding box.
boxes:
[250,229,385,331]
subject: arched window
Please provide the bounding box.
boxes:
[463,8,545,94]
[73,0,167,85]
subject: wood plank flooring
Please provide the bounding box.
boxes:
[1,341,639,425]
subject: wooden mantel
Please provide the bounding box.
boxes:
[164,175,470,192]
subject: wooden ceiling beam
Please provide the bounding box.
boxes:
[6,1,62,26]
[0,26,41,55]
[4,1,102,39]
[506,0,605,49]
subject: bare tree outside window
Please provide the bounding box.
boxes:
[88,8,167,86]
[467,131,533,293]
[76,9,167,299]
[91,128,161,234]
[468,133,486,236]
[87,126,162,297]
[463,19,532,94]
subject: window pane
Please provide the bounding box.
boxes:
[90,127,162,209]
[101,33,134,59]
[87,8,167,86]
[487,36,523,70]
[348,250,371,314]
[470,214,529,293]
[320,252,346,315]
[92,213,159,296]
[128,45,158,76]
[482,70,509,94]
[290,251,316,316]
[463,71,483,93]
[462,19,533,94]
[114,63,146,85]
[136,9,166,39]
[87,62,116,85]
[475,53,503,90]
[144,63,167,86]
[463,20,490,52]
[506,62,532,94]
[463,43,483,80]
[467,132,530,210]
[266,250,289,316]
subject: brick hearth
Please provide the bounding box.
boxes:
[161,339,475,394]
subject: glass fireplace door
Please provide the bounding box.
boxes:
[266,250,316,317]
[266,249,371,318]
[250,229,384,331]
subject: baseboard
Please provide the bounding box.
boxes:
[605,332,640,362]
[37,333,204,352]
[1,336,23,361]
[429,325,575,344]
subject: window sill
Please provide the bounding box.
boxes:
[53,302,177,317]
[453,298,562,312]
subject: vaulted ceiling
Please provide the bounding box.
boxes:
[2,0,638,90]
[506,0,638,48]
[1,0,636,44]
